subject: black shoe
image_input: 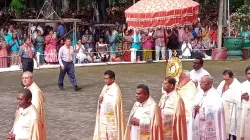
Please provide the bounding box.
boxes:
[60,88,65,91]
[74,86,82,92]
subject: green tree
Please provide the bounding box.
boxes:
[9,0,25,12]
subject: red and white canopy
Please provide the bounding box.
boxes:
[125,0,200,29]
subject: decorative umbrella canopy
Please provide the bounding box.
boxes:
[125,0,199,29]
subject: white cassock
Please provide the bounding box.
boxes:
[190,68,210,92]
[237,80,250,140]
[217,78,242,138]
[188,87,226,140]
[12,105,43,140]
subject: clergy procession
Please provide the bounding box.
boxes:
[4,54,250,140]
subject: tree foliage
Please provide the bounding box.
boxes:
[9,0,25,12]
[231,5,250,31]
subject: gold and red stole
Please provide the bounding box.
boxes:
[124,96,163,140]
[158,90,187,140]
[93,82,126,140]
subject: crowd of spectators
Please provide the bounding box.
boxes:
[2,6,248,69]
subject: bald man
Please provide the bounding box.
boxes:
[21,71,47,139]
[7,89,44,140]
[188,75,226,140]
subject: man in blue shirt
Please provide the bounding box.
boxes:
[57,22,65,39]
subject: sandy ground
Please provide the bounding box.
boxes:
[0,61,249,140]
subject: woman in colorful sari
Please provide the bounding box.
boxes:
[0,36,8,68]
[142,30,153,61]
[131,29,142,60]
[44,29,58,63]
[122,30,132,61]
[34,30,45,64]
[107,30,117,58]
[10,33,22,66]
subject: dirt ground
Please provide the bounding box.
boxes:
[0,60,249,140]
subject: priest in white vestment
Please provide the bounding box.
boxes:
[190,57,210,91]
[7,89,44,140]
[93,70,126,140]
[124,84,163,140]
[237,67,250,140]
[188,75,226,140]
[159,76,187,140]
[176,70,197,126]
[217,70,242,140]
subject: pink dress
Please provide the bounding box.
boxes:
[142,36,153,49]
[0,41,8,68]
[44,35,58,63]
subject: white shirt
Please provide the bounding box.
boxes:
[181,42,192,57]
[13,106,36,140]
[31,26,44,40]
[190,68,210,84]
[76,44,85,54]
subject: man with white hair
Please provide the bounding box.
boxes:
[188,75,226,140]
[176,70,197,127]
[20,71,47,139]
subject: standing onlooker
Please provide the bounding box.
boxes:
[194,22,204,34]
[44,29,58,64]
[22,33,28,42]
[18,38,37,72]
[31,23,44,41]
[205,37,216,57]
[10,33,22,66]
[167,28,179,57]
[0,36,8,68]
[142,30,153,61]
[209,24,218,44]
[201,24,210,49]
[190,25,197,38]
[58,37,81,91]
[8,24,15,36]
[2,29,13,45]
[122,30,132,62]
[57,22,65,39]
[82,29,93,53]
[34,30,45,64]
[107,30,117,58]
[131,29,142,59]
[153,27,166,61]
[181,39,192,59]
[240,26,250,44]
[191,38,204,58]
[182,27,194,42]
[57,39,64,53]
[116,28,123,57]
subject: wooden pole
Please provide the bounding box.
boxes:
[217,0,224,49]
[77,0,80,14]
